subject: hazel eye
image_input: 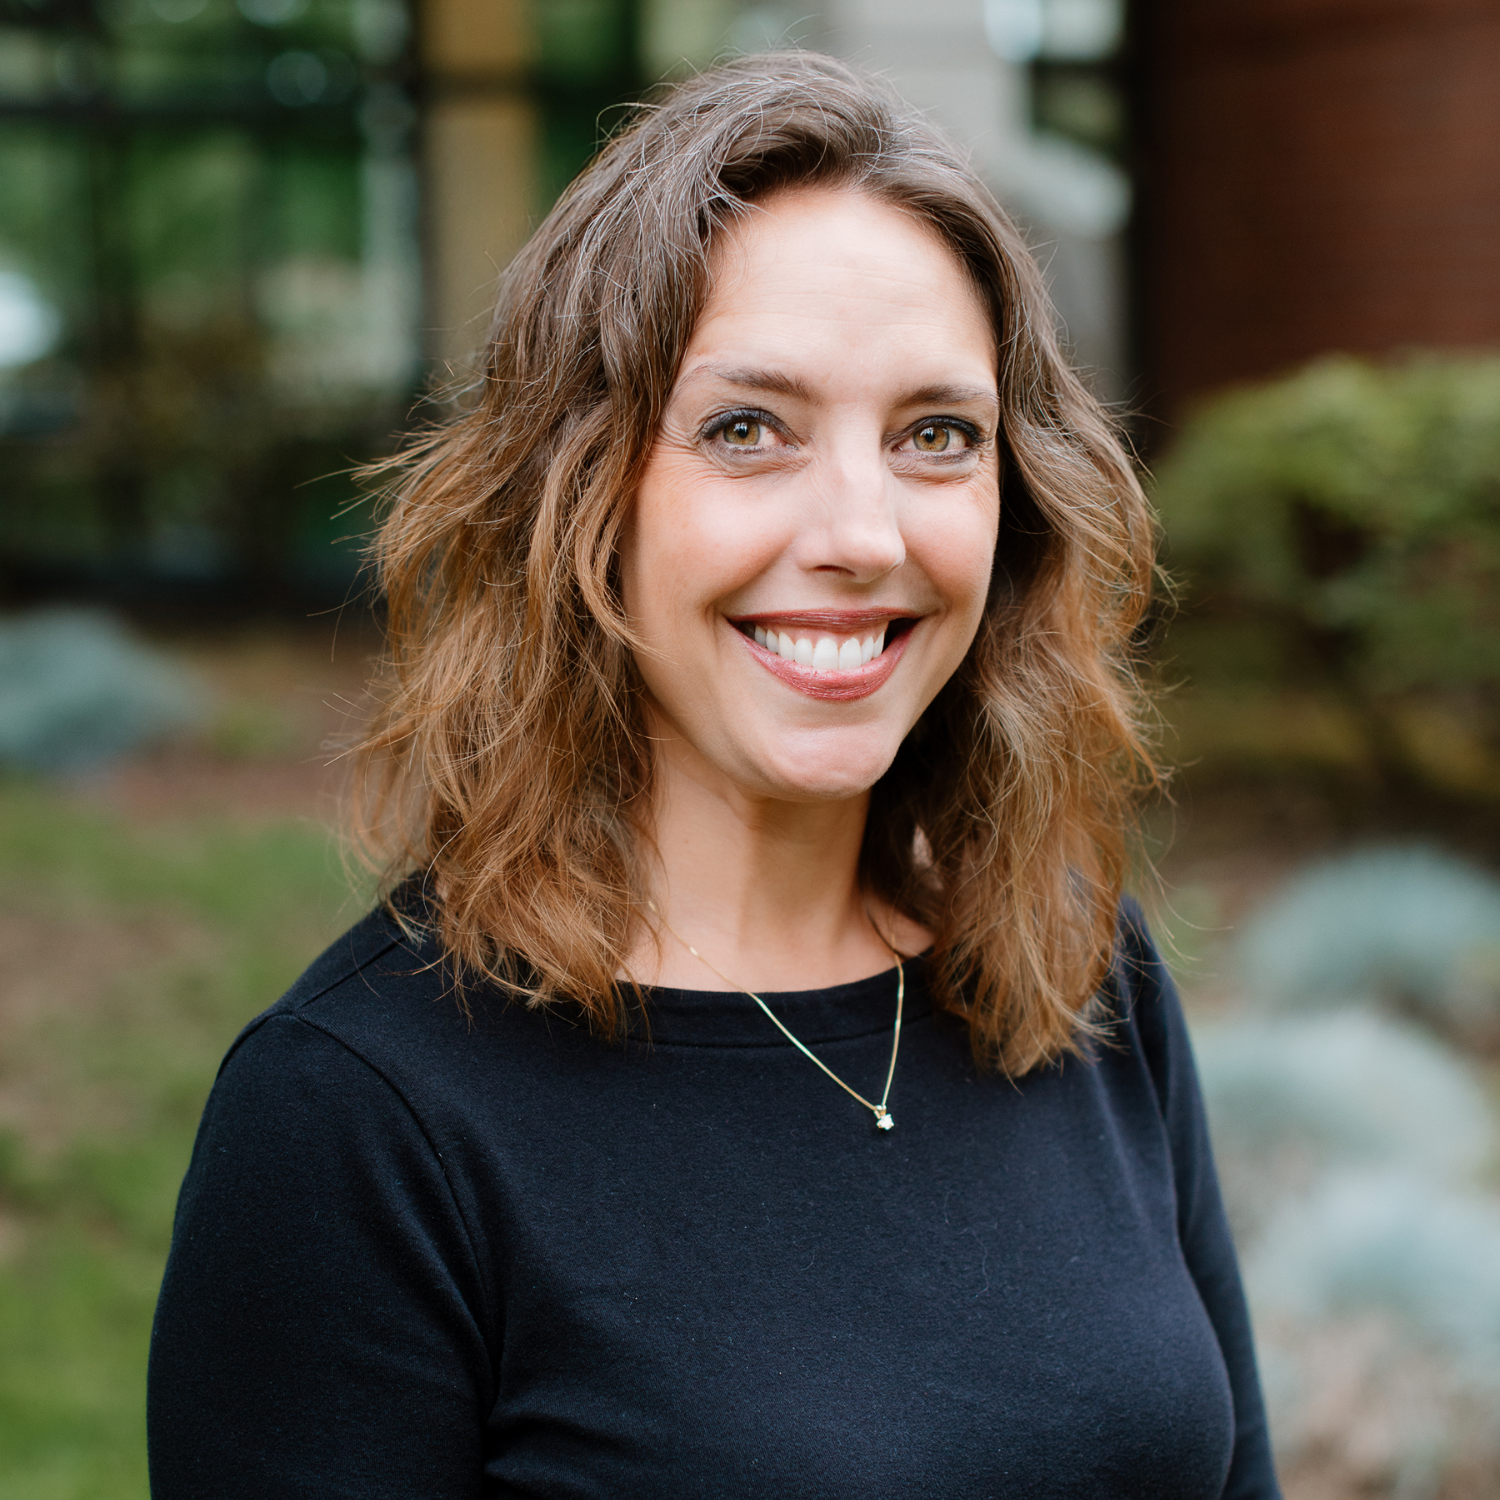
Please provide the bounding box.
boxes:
[702,410,785,457]
[912,422,963,453]
[721,417,764,447]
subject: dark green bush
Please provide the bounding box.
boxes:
[1152,353,1500,786]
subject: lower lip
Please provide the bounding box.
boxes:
[738,626,912,701]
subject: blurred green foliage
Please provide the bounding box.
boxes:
[1153,353,1500,790]
[0,780,362,1496]
[0,0,419,598]
[0,0,666,604]
[536,0,645,210]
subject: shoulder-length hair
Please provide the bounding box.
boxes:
[354,50,1159,1075]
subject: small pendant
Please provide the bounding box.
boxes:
[875,1109,895,1131]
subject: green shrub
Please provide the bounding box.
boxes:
[1152,353,1500,787]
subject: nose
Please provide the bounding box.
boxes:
[792,437,906,583]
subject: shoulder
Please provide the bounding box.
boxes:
[1100,896,1192,1115]
[214,893,585,1144]
[219,896,472,1092]
[1110,897,1175,1018]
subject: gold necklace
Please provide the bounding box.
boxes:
[645,900,905,1131]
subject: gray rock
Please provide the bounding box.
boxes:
[1236,846,1500,1046]
[0,607,205,772]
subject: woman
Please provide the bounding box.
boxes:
[148,53,1279,1498]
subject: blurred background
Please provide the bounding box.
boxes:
[1,0,1498,1495]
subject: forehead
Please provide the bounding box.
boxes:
[693,186,997,373]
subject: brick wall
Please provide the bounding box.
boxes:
[1135,0,1500,423]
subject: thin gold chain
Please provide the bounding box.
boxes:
[644,900,905,1129]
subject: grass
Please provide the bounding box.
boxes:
[0,775,365,1497]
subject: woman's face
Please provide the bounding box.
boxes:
[621,186,1001,805]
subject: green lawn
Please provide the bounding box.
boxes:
[0,777,365,1498]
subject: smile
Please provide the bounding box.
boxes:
[749,624,886,670]
[729,611,918,701]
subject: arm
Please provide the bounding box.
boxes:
[1120,907,1283,1500]
[148,1014,494,1499]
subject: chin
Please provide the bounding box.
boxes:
[753,734,901,803]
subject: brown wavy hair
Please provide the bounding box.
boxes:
[353,51,1159,1075]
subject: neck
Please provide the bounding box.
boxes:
[628,723,925,992]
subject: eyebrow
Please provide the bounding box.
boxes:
[680,364,999,413]
[682,364,815,401]
[897,383,1000,412]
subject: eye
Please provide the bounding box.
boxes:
[721,417,764,447]
[703,409,783,454]
[909,421,970,454]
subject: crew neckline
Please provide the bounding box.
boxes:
[371,895,934,1050]
[619,954,932,1048]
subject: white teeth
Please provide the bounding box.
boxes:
[751,623,897,671]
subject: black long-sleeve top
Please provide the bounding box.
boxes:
[147,900,1280,1498]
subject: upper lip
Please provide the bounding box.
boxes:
[728,608,920,630]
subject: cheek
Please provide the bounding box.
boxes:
[921,492,1000,626]
[627,459,789,625]
[620,464,692,631]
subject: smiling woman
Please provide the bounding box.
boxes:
[624,190,998,806]
[147,52,1281,1500]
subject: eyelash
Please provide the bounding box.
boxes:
[700,410,987,452]
[904,419,984,453]
[701,408,782,446]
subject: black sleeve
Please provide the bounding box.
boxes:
[1121,909,1283,1500]
[147,1013,494,1499]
